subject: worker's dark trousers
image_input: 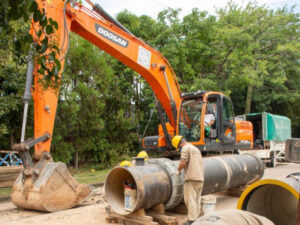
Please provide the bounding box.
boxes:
[184,180,203,221]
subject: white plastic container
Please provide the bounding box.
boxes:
[201,195,217,215]
[124,188,137,211]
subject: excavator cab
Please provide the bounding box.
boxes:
[143,92,253,153]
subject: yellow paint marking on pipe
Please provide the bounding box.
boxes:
[237,179,299,210]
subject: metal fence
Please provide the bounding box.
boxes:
[0,151,22,166]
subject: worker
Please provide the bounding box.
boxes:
[119,151,148,167]
[172,135,204,225]
[136,150,149,161]
[204,104,217,138]
[119,160,132,167]
[204,106,215,127]
[192,209,275,225]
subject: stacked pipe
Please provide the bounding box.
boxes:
[237,173,300,225]
[105,154,264,215]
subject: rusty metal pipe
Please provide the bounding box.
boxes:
[237,173,300,225]
[105,154,264,215]
[105,164,171,215]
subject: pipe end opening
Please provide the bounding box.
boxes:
[105,167,138,215]
[241,184,298,225]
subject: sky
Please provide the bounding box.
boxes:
[92,0,299,19]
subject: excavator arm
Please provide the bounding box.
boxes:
[32,0,181,159]
[12,0,182,212]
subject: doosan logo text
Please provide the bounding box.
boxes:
[95,24,128,48]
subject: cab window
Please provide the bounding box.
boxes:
[179,98,203,142]
[204,96,218,141]
[222,97,235,142]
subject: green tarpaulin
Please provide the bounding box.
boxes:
[245,112,291,142]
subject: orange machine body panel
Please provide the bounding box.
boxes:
[32,0,71,158]
[158,123,175,137]
[235,120,254,148]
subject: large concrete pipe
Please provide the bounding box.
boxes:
[237,173,300,225]
[105,154,264,215]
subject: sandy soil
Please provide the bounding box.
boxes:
[263,162,300,179]
[0,162,299,225]
[0,188,106,225]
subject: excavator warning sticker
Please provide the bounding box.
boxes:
[95,23,128,48]
[138,46,151,69]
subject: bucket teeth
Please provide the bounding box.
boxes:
[11,160,92,212]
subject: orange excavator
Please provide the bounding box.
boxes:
[12,0,253,212]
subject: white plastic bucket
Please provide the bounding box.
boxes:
[201,195,217,215]
[124,188,137,211]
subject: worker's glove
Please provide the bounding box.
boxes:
[176,170,181,176]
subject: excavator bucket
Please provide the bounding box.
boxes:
[11,152,92,212]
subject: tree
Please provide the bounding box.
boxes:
[147,3,300,136]
[216,3,299,115]
[0,0,61,87]
[116,11,161,137]
[51,34,139,167]
[0,21,29,149]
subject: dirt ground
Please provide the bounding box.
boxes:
[1,162,299,225]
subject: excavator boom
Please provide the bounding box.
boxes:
[12,0,182,212]
[33,0,181,158]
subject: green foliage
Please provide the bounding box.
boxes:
[146,3,300,136]
[116,11,161,137]
[51,35,139,166]
[0,19,28,148]
[0,0,61,88]
[0,1,299,168]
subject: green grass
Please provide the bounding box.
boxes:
[0,187,11,197]
[72,168,111,184]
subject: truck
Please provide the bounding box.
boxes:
[237,112,292,167]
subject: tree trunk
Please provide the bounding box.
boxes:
[245,85,254,114]
[74,151,78,169]
[10,133,15,150]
